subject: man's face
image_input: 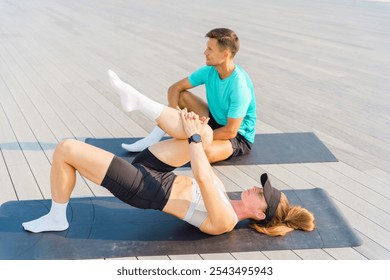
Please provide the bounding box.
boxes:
[204,38,226,66]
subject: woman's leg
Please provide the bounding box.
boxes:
[148,123,213,167]
[108,70,201,140]
[23,139,115,233]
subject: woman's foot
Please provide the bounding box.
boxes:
[108,69,141,112]
[22,201,69,233]
[22,213,69,233]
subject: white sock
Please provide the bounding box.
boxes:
[108,69,164,120]
[22,201,69,233]
[122,126,165,152]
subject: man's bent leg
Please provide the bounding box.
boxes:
[174,90,209,118]
[205,134,253,164]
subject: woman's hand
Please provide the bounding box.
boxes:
[177,107,210,138]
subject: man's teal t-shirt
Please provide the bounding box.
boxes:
[188,65,256,143]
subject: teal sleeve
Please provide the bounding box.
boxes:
[188,66,211,87]
[228,87,251,118]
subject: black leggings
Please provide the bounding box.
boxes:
[100,149,177,210]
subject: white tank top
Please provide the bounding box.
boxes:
[182,178,238,228]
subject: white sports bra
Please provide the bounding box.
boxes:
[182,178,239,228]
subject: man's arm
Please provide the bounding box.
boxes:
[168,77,209,117]
[212,117,243,140]
[167,77,194,108]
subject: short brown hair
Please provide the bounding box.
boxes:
[206,28,240,57]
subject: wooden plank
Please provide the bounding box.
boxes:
[1,40,76,142]
[231,251,268,260]
[323,247,367,260]
[262,250,301,260]
[136,256,170,260]
[0,47,94,200]
[200,253,235,260]
[301,163,390,232]
[365,168,390,185]
[324,161,390,198]
[292,249,334,260]
[334,199,390,253]
[213,165,259,192]
[0,89,42,200]
[169,254,203,260]
[104,257,137,261]
[0,0,389,261]
[354,233,390,260]
[281,163,390,254]
[0,147,17,205]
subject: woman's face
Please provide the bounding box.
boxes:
[242,186,268,219]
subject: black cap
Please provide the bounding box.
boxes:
[259,173,281,224]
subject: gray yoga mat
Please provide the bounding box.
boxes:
[84,132,337,165]
[0,188,361,260]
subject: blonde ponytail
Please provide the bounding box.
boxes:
[250,193,315,237]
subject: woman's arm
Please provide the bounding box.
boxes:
[179,109,237,235]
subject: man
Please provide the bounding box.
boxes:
[122,28,256,163]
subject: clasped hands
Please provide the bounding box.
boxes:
[177,107,209,138]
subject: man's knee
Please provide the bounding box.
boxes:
[167,86,192,108]
[175,90,192,109]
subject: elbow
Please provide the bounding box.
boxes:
[203,225,232,236]
[167,83,177,93]
[214,128,238,140]
[168,82,183,95]
[213,226,231,235]
[227,129,238,139]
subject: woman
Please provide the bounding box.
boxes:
[22,70,315,236]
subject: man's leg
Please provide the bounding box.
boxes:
[173,90,209,118]
[206,134,252,163]
[122,89,209,152]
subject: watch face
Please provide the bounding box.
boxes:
[192,134,202,143]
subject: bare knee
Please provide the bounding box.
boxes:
[169,90,191,109]
[169,89,208,116]
[178,91,190,107]
[201,125,213,149]
[53,139,79,161]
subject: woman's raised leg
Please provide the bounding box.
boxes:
[108,70,202,140]
[22,139,114,233]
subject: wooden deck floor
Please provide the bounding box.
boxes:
[0,0,389,260]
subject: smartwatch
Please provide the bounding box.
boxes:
[188,134,202,144]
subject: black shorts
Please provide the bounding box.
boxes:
[100,149,177,211]
[208,111,253,158]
